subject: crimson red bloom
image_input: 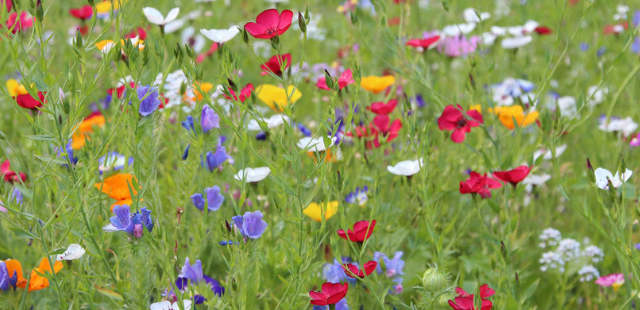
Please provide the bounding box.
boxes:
[223,83,254,103]
[459,172,502,198]
[107,82,136,99]
[69,5,93,20]
[371,115,402,147]
[244,9,293,39]
[406,36,440,49]
[437,104,483,143]
[309,282,348,306]
[15,91,46,110]
[448,284,495,310]
[367,99,398,115]
[342,261,377,278]
[261,54,291,76]
[2,0,12,12]
[125,27,147,40]
[1,160,26,183]
[534,26,552,35]
[337,220,376,243]
[316,69,354,91]
[493,165,531,187]
[5,11,34,34]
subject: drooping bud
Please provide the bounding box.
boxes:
[422,267,449,291]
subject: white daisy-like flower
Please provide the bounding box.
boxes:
[501,36,532,49]
[234,167,271,183]
[247,115,289,131]
[200,26,240,43]
[297,136,337,152]
[387,159,423,176]
[142,7,180,26]
[56,244,86,261]
[598,117,638,137]
[587,85,607,106]
[532,144,567,161]
[594,167,632,190]
[442,23,476,37]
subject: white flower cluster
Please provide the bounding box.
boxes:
[538,228,604,282]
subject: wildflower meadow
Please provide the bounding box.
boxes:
[2,0,640,309]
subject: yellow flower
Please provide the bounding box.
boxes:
[192,82,214,101]
[95,38,144,53]
[95,0,123,15]
[303,201,339,222]
[360,75,395,94]
[256,84,302,111]
[6,79,28,97]
[491,106,539,130]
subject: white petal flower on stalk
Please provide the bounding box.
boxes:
[297,136,337,152]
[247,115,289,131]
[200,26,240,43]
[143,7,180,26]
[501,36,532,49]
[234,167,271,183]
[594,167,632,190]
[387,159,423,176]
[463,8,490,23]
[56,244,86,261]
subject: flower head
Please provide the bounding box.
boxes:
[595,273,624,291]
[256,84,302,111]
[304,201,339,222]
[337,220,376,243]
[309,282,348,306]
[137,86,161,116]
[459,172,502,198]
[437,105,483,143]
[360,75,395,94]
[232,211,268,239]
[448,284,495,310]
[493,165,531,186]
[261,54,291,77]
[244,9,294,39]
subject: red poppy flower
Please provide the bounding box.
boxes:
[459,172,502,198]
[437,104,483,143]
[448,284,495,310]
[244,9,293,39]
[261,54,291,77]
[534,26,552,35]
[125,27,147,40]
[3,0,12,12]
[342,261,377,278]
[69,5,93,20]
[107,82,136,99]
[309,282,348,306]
[337,220,376,243]
[316,69,354,91]
[196,43,219,63]
[367,99,398,115]
[406,36,440,49]
[6,11,34,34]
[224,83,254,103]
[371,115,402,147]
[493,165,531,187]
[15,91,46,110]
[1,160,26,183]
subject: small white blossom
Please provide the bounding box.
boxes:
[539,228,562,248]
[578,265,600,282]
[582,245,604,263]
[539,251,565,272]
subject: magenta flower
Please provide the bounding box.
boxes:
[595,273,624,290]
[437,35,480,57]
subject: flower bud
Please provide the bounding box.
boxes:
[422,267,448,291]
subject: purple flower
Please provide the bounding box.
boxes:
[597,46,606,58]
[297,123,312,137]
[109,205,153,236]
[632,37,640,55]
[11,188,23,205]
[98,152,130,174]
[313,298,349,310]
[191,193,205,211]
[205,186,224,211]
[54,140,77,166]
[0,201,6,213]
[182,144,190,160]
[137,86,161,116]
[437,35,479,57]
[345,186,368,206]
[177,258,225,298]
[232,211,267,239]
[205,145,229,171]
[579,42,589,51]
[323,259,348,283]
[256,132,268,140]
[201,106,220,133]
[634,10,640,27]
[182,115,195,132]
[0,261,9,290]
[180,258,204,283]
[414,94,425,108]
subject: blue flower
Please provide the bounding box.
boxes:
[182,144,190,160]
[297,123,312,137]
[182,115,195,132]
[191,193,205,211]
[10,188,23,205]
[323,259,348,283]
[201,105,220,133]
[98,152,130,174]
[0,261,9,291]
[345,186,368,206]
[137,86,161,116]
[205,145,229,171]
[109,205,153,237]
[205,186,224,211]
[373,251,405,294]
[232,211,267,239]
[176,257,225,300]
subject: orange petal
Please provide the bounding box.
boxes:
[4,259,27,288]
[95,173,138,201]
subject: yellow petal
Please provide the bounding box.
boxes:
[256,84,302,112]
[303,201,339,222]
[360,75,395,94]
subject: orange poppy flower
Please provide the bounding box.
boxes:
[27,258,63,292]
[94,173,138,201]
[71,113,106,150]
[4,259,27,288]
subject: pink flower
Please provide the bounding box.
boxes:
[437,104,483,143]
[438,35,480,57]
[316,69,354,91]
[595,273,624,290]
[244,9,293,39]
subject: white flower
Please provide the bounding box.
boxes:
[102,224,120,232]
[234,167,271,183]
[556,238,581,260]
[539,228,561,248]
[598,116,637,137]
[247,115,289,131]
[533,144,567,161]
[594,167,632,190]
[539,251,565,272]
[523,174,551,186]
[150,300,192,310]
[501,36,532,49]
[583,245,604,263]
[523,20,539,33]
[491,26,507,36]
[56,244,86,261]
[387,159,423,176]
[297,136,337,152]
[481,32,497,45]
[200,26,240,43]
[463,8,490,23]
[442,23,476,37]
[578,265,600,282]
[143,7,180,26]
[181,27,205,52]
[587,85,607,106]
[547,96,577,119]
[164,18,185,34]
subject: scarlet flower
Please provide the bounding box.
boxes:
[309,282,348,306]
[342,261,377,278]
[371,115,402,147]
[125,27,147,40]
[261,54,291,77]
[437,104,483,143]
[316,69,354,91]
[15,91,46,109]
[244,8,293,39]
[534,26,552,35]
[367,99,398,115]
[406,36,440,49]
[448,284,495,310]
[223,83,254,103]
[2,0,12,12]
[69,5,93,20]
[459,172,502,198]
[1,160,26,183]
[337,220,376,243]
[107,82,136,100]
[493,165,531,187]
